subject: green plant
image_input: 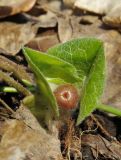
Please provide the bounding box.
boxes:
[2,37,121,126]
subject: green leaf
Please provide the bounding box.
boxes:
[24,47,81,84]
[47,38,103,81]
[46,77,66,85]
[47,38,105,124]
[77,44,105,125]
[23,37,105,125]
[23,48,59,117]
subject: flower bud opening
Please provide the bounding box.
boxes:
[54,84,79,110]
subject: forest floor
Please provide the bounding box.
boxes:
[1,0,121,160]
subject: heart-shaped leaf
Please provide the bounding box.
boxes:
[47,38,105,124]
[47,38,103,81]
[23,48,59,117]
[77,44,105,124]
[24,47,81,84]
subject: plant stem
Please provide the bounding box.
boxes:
[0,70,31,96]
[97,104,121,117]
[0,87,17,93]
[0,98,15,114]
[0,86,36,93]
[22,79,34,87]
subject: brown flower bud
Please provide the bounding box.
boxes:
[54,84,79,110]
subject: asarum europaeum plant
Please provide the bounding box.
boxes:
[22,37,121,126]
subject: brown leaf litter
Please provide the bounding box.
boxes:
[82,134,121,159]
[0,0,36,18]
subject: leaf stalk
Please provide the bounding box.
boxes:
[97,104,121,117]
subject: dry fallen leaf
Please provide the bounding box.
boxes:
[37,11,57,28]
[82,134,121,159]
[37,0,62,12]
[0,22,37,55]
[63,0,76,8]
[26,8,58,28]
[0,119,62,160]
[103,5,121,27]
[0,0,36,18]
[74,0,121,27]
[101,31,121,109]
[58,16,72,43]
[27,33,59,52]
[70,16,104,38]
[74,0,121,14]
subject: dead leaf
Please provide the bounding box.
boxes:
[37,0,62,12]
[58,16,72,42]
[30,1,63,28]
[26,9,58,28]
[0,0,36,18]
[103,5,121,27]
[82,134,121,159]
[0,119,62,160]
[37,11,57,28]
[27,33,59,52]
[75,0,121,28]
[15,104,44,131]
[75,0,121,15]
[70,16,104,38]
[0,22,37,55]
[79,15,99,24]
[44,0,62,12]
[63,0,76,8]
[101,31,121,109]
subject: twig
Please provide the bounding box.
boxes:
[0,98,15,114]
[0,70,31,96]
[91,114,114,140]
